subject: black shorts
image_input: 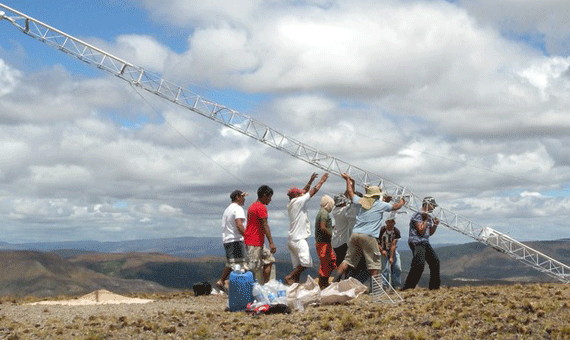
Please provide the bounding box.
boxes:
[224,241,246,267]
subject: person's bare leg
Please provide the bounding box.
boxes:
[216,266,232,291]
[331,261,349,282]
[262,263,272,284]
[285,265,306,284]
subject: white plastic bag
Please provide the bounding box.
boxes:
[286,276,321,310]
[320,277,367,304]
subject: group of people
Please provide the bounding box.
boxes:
[217,185,277,291]
[216,172,442,293]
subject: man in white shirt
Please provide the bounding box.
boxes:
[284,173,329,284]
[216,189,247,291]
[331,193,357,273]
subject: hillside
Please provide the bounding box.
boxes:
[70,251,312,288]
[0,238,568,297]
[67,239,570,291]
[437,239,570,283]
[0,251,171,297]
[70,252,228,289]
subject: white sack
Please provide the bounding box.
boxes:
[286,275,321,309]
[320,277,367,304]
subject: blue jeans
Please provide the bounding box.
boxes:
[381,251,402,289]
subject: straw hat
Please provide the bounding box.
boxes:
[358,186,382,210]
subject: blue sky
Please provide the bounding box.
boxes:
[1,0,570,249]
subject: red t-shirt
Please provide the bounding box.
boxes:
[244,201,268,246]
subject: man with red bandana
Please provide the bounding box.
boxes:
[284,173,329,284]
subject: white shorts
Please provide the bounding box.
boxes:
[287,238,313,268]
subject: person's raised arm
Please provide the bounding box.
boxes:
[303,173,318,193]
[309,173,329,197]
[391,197,406,211]
[344,177,356,198]
[341,173,355,200]
[429,217,439,236]
[261,218,277,253]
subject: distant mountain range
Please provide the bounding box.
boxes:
[0,237,225,258]
[0,237,568,297]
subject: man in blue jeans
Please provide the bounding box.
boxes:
[402,196,440,290]
[378,216,402,289]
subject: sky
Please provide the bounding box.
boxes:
[0,0,569,247]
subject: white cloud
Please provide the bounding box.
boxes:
[0,59,20,96]
[456,0,570,55]
[87,35,172,74]
[493,148,554,175]
[520,191,542,198]
[29,164,93,187]
[179,25,259,84]
[135,0,263,27]
[123,0,570,140]
[1,1,570,247]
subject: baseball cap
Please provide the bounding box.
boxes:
[230,190,247,201]
[334,193,350,207]
[423,196,438,207]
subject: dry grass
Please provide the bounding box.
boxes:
[0,283,569,339]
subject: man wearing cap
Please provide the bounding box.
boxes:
[331,190,357,279]
[402,196,441,290]
[332,173,406,282]
[284,172,329,284]
[378,215,402,289]
[216,189,248,291]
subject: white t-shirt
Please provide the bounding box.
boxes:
[221,202,246,244]
[331,203,357,248]
[287,192,312,241]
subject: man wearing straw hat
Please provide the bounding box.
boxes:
[332,173,406,281]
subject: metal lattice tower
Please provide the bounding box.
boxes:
[1,3,569,283]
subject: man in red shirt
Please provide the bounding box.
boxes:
[245,185,276,284]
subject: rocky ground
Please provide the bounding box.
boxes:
[0,282,569,339]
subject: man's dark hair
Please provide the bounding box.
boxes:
[257,185,274,199]
[230,190,245,202]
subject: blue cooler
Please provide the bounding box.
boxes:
[228,270,254,312]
